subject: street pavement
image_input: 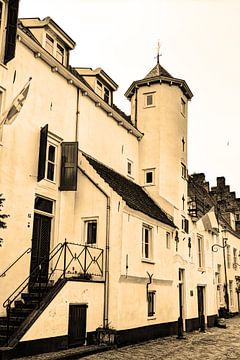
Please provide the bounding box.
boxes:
[81,316,240,360]
[16,316,240,360]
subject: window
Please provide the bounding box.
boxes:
[144,92,154,107]
[35,196,53,214]
[142,224,152,259]
[227,245,231,269]
[233,248,237,269]
[181,163,187,179]
[147,290,156,317]
[0,87,5,141]
[37,125,78,190]
[166,232,171,249]
[2,0,19,64]
[46,143,57,182]
[95,80,111,105]
[181,98,186,116]
[217,264,221,284]
[182,216,189,233]
[144,169,155,185]
[45,32,65,65]
[197,235,204,268]
[56,43,64,64]
[84,219,97,245]
[229,280,233,306]
[127,159,133,177]
[45,33,54,55]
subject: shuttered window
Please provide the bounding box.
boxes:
[4,0,19,64]
[37,124,48,182]
[60,142,78,191]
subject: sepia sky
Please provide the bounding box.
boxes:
[19,0,240,195]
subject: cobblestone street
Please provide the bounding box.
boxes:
[81,316,240,360]
[16,316,240,360]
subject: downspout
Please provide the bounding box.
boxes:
[75,88,80,141]
[134,86,138,127]
[78,166,110,328]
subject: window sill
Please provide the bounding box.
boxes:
[198,267,206,273]
[144,105,155,109]
[147,316,156,320]
[141,258,155,265]
[143,183,155,187]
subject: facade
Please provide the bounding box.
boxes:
[0,1,240,358]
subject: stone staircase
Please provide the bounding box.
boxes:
[0,282,53,347]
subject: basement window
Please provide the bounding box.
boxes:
[147,290,156,317]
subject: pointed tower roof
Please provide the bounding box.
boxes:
[144,63,172,79]
[125,61,193,100]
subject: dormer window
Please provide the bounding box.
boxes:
[44,32,66,65]
[95,79,111,105]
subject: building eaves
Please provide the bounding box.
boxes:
[125,75,193,100]
[17,23,143,139]
[83,153,176,228]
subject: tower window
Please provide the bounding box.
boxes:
[144,92,155,107]
[127,159,133,177]
[144,169,155,185]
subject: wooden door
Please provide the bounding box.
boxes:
[197,286,205,331]
[68,304,87,347]
[30,213,51,283]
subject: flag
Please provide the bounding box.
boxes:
[197,206,219,234]
[0,77,32,126]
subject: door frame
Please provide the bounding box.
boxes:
[30,195,55,282]
[197,285,206,331]
[68,303,88,347]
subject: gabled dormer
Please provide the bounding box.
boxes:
[19,17,75,66]
[75,67,118,106]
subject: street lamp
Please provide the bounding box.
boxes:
[212,229,229,313]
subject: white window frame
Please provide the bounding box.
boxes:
[0,86,5,143]
[197,235,204,269]
[43,132,61,184]
[166,231,171,249]
[83,218,98,246]
[127,159,133,177]
[144,92,155,108]
[44,32,66,65]
[144,168,155,186]
[142,224,153,260]
[147,290,156,317]
[45,141,57,183]
[95,79,111,105]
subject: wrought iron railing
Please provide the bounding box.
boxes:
[0,248,32,278]
[2,240,104,344]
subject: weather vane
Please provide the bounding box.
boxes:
[156,40,162,64]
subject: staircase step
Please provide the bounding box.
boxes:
[0,324,18,335]
[0,334,8,346]
[10,307,32,316]
[15,299,38,310]
[0,316,26,325]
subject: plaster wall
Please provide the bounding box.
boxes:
[20,280,104,341]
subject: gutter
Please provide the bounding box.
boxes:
[16,28,143,140]
[78,166,110,328]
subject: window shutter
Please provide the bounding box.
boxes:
[37,124,48,182]
[60,142,78,191]
[185,219,189,234]
[4,0,19,64]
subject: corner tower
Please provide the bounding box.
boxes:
[125,61,193,220]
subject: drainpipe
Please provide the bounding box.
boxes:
[75,88,80,141]
[78,166,110,328]
[134,86,138,127]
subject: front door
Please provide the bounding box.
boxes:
[197,286,205,331]
[68,304,88,347]
[30,212,52,283]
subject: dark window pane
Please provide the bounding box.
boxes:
[146,171,153,183]
[35,196,53,214]
[87,221,97,244]
[47,163,54,181]
[48,145,55,162]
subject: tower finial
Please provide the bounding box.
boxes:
[156,40,162,64]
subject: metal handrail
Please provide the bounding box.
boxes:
[3,242,63,308]
[0,248,32,278]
